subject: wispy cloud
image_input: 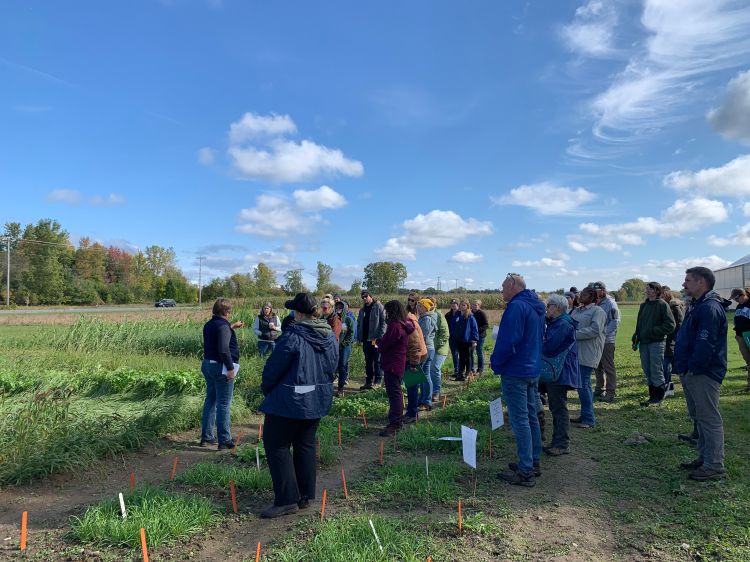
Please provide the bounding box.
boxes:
[491,182,597,216]
[708,69,750,144]
[560,0,619,58]
[0,56,75,87]
[45,189,126,207]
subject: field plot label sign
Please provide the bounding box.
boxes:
[489,396,504,430]
[461,425,478,468]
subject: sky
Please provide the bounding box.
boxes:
[3,0,750,292]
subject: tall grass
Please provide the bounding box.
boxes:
[71,486,218,549]
[176,461,272,491]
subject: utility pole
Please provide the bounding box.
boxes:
[437,276,441,292]
[455,279,458,290]
[3,237,9,308]
[197,256,205,308]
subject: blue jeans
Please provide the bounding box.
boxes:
[200,359,235,445]
[419,348,435,406]
[577,365,596,426]
[449,339,459,375]
[501,374,542,475]
[431,353,447,397]
[472,336,485,372]
[337,344,352,388]
[258,340,275,358]
[662,354,673,387]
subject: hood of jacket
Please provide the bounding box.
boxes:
[291,318,333,348]
[402,318,416,335]
[702,290,732,310]
[513,289,547,317]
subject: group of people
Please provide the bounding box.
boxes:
[198,264,733,517]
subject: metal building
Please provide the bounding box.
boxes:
[713,254,750,300]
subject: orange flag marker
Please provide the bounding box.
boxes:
[229,480,238,514]
[140,527,149,562]
[20,511,27,551]
[258,423,263,441]
[170,456,179,480]
[379,440,384,465]
[320,488,327,520]
[341,465,349,499]
[129,472,136,490]
[458,500,463,535]
[255,541,261,562]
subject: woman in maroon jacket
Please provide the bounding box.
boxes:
[376,300,415,437]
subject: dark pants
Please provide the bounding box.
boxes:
[457,341,472,377]
[384,370,404,426]
[363,342,382,385]
[263,414,321,506]
[337,344,352,388]
[547,383,570,450]
[449,339,459,374]
[471,336,485,373]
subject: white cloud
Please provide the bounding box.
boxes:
[46,189,81,205]
[492,182,596,215]
[237,194,317,238]
[228,112,296,144]
[512,257,566,268]
[708,69,750,143]
[223,112,363,183]
[293,185,347,211]
[664,154,750,197]
[583,1,750,141]
[376,210,492,261]
[709,223,750,247]
[197,147,216,165]
[645,255,732,271]
[450,251,484,263]
[91,193,126,206]
[561,1,618,58]
[744,203,750,217]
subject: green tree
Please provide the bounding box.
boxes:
[348,278,362,296]
[363,262,407,294]
[144,245,177,277]
[316,261,333,294]
[283,268,307,295]
[254,262,277,294]
[18,219,73,304]
[620,278,647,301]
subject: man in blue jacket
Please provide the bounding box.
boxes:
[674,267,729,481]
[491,273,546,487]
[259,293,339,517]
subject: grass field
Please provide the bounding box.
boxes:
[0,304,747,560]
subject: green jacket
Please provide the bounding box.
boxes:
[433,310,450,356]
[633,298,676,345]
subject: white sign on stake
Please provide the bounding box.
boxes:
[256,447,260,470]
[118,492,127,519]
[489,396,504,430]
[425,456,429,478]
[461,425,478,469]
[369,518,384,552]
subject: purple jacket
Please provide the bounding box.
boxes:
[377,319,415,374]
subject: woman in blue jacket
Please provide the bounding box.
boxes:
[258,293,339,519]
[454,300,479,381]
[541,294,580,456]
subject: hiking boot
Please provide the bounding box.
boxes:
[543,446,570,456]
[497,469,536,487]
[593,388,604,398]
[199,438,217,447]
[599,393,615,403]
[378,424,400,437]
[508,461,541,477]
[359,384,373,391]
[679,458,703,470]
[689,466,726,481]
[403,415,417,424]
[260,503,298,518]
[218,440,236,450]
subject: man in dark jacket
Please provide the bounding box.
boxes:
[674,267,729,481]
[357,290,387,389]
[259,293,339,518]
[445,299,461,378]
[491,273,546,488]
[471,300,489,375]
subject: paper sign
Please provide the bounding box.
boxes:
[489,396,504,430]
[294,385,315,394]
[492,325,499,340]
[437,437,462,441]
[222,362,240,376]
[461,425,478,469]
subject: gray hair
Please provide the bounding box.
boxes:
[546,293,569,313]
[506,273,527,290]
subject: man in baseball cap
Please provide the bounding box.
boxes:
[591,281,620,402]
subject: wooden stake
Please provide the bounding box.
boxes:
[337,422,342,446]
[170,456,179,480]
[341,465,349,499]
[489,433,492,460]
[361,410,368,429]
[379,440,384,465]
[258,422,263,442]
[20,511,27,551]
[473,474,478,499]
[442,395,447,408]
[229,480,238,514]
[255,541,261,562]
[320,488,327,520]
[140,527,149,562]
[129,472,135,490]
[458,500,463,534]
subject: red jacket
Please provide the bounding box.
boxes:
[377,319,414,374]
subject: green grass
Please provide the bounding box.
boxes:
[356,460,462,505]
[176,460,273,491]
[269,514,446,562]
[316,417,365,465]
[71,485,218,549]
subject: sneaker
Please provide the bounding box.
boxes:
[199,439,217,447]
[297,497,310,509]
[664,383,675,397]
[599,394,615,403]
[679,458,703,470]
[543,446,570,456]
[689,466,726,481]
[403,415,417,424]
[260,503,299,518]
[497,469,536,487]
[576,423,593,429]
[418,404,432,412]
[569,416,582,424]
[359,384,373,391]
[508,461,541,477]
[593,388,604,397]
[378,424,400,437]
[218,440,236,450]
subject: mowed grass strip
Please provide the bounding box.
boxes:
[271,514,443,562]
[176,461,272,491]
[356,460,461,504]
[71,485,218,549]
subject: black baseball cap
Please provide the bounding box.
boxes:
[284,293,317,314]
[591,281,606,290]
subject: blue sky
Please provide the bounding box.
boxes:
[3,0,750,292]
